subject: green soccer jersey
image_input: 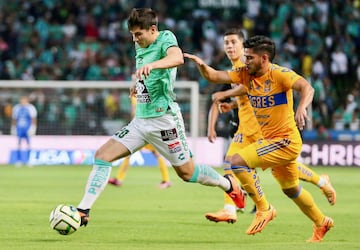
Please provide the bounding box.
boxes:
[134,30,180,118]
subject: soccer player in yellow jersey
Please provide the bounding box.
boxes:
[205,30,336,224]
[184,35,334,242]
[108,96,172,189]
[205,29,269,223]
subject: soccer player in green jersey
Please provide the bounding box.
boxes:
[76,8,245,227]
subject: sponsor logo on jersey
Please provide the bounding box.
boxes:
[135,79,151,103]
[248,92,287,108]
[264,79,271,92]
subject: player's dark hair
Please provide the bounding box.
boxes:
[243,35,276,61]
[127,8,158,30]
[224,28,245,40]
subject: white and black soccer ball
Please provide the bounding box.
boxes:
[49,204,81,235]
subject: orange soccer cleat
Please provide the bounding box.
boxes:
[307,216,334,242]
[246,205,276,235]
[224,174,247,209]
[205,209,237,223]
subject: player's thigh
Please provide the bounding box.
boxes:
[271,161,299,189]
[238,137,302,169]
[146,112,191,167]
[95,138,131,162]
[113,119,148,151]
[17,129,28,138]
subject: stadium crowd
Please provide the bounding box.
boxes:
[0,0,359,135]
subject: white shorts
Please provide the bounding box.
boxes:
[111,110,191,166]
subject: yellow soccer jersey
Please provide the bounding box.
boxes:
[232,60,260,137]
[229,63,302,139]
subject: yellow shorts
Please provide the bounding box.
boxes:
[238,137,302,169]
[236,137,302,189]
[226,131,262,158]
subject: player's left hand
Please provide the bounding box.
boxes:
[129,85,136,97]
[27,125,37,136]
[295,107,310,130]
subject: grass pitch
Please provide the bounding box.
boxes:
[0,165,359,250]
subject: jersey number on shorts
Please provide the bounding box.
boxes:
[114,128,129,138]
[233,133,243,143]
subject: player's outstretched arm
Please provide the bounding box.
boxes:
[183,52,231,84]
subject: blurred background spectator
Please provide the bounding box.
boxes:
[0,0,359,136]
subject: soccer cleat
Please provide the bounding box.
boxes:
[246,205,276,235]
[306,216,334,242]
[108,178,123,187]
[205,209,237,223]
[77,208,90,227]
[158,181,172,189]
[224,174,246,209]
[320,174,336,205]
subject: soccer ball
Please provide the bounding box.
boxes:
[49,204,81,235]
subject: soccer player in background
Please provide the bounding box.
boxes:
[11,95,37,166]
[108,144,172,188]
[184,35,334,242]
[108,96,171,189]
[205,30,336,224]
[76,8,245,228]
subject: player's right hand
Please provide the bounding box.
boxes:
[135,64,153,79]
[218,103,232,113]
[207,129,217,143]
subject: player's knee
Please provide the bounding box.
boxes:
[282,186,301,198]
[94,150,106,161]
[175,170,192,182]
[172,162,193,182]
[229,154,247,166]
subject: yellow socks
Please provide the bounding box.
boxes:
[116,156,130,181]
[291,186,325,226]
[232,166,269,211]
[157,156,170,182]
[297,162,320,186]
